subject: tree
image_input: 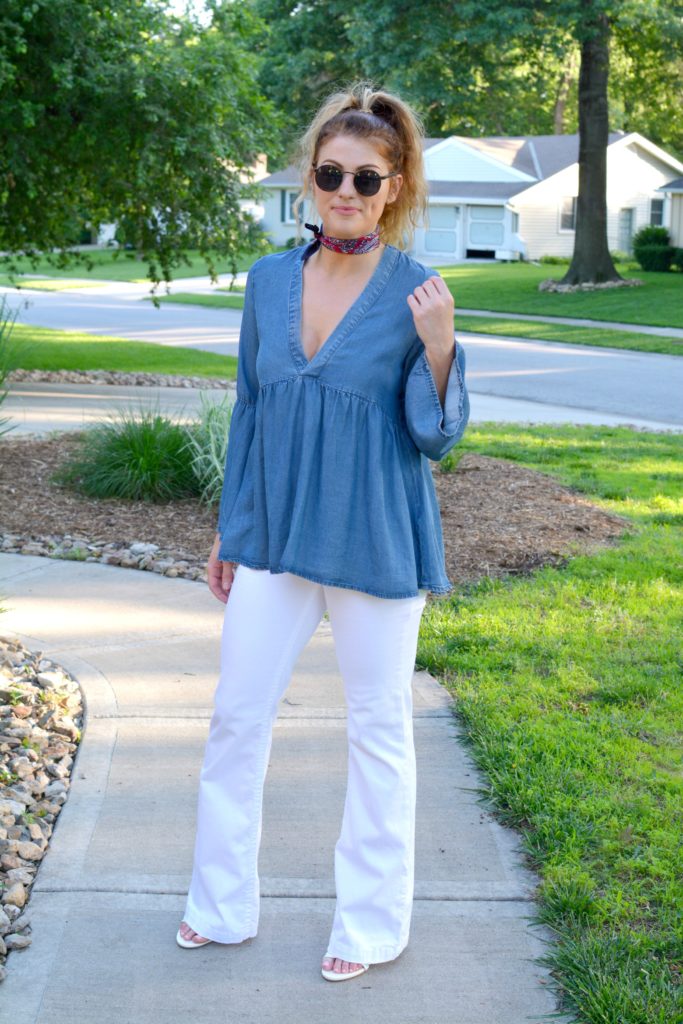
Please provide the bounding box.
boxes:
[456,0,683,284]
[562,2,621,284]
[254,0,683,284]
[0,0,285,295]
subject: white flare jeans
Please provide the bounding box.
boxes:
[183,564,428,965]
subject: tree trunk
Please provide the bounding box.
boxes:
[561,5,622,284]
[553,47,578,134]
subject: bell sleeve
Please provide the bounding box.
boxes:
[215,264,260,538]
[402,332,470,462]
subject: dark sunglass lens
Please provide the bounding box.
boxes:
[316,166,343,191]
[355,171,381,196]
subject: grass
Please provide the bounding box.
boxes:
[419,423,682,1023]
[0,275,104,291]
[50,394,234,504]
[50,407,202,502]
[434,261,683,329]
[7,324,237,379]
[0,246,276,283]
[146,291,246,310]
[455,315,682,357]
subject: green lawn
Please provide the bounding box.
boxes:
[6,324,237,379]
[146,291,246,310]
[420,423,682,1024]
[0,246,278,283]
[455,315,682,357]
[433,261,683,329]
[0,276,104,291]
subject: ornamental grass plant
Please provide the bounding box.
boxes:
[181,391,234,507]
[51,406,200,502]
[51,396,233,505]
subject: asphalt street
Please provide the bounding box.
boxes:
[2,274,682,430]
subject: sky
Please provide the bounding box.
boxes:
[164,0,212,24]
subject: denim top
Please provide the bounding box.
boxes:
[216,241,470,599]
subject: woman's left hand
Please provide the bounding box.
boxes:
[406,274,456,355]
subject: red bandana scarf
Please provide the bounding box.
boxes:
[304,222,381,257]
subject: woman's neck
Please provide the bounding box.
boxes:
[308,241,385,278]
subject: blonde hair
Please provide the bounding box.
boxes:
[291,79,428,250]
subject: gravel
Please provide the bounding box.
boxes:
[0,637,83,983]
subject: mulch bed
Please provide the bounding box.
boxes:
[0,432,633,589]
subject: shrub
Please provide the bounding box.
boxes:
[634,244,674,272]
[51,404,204,502]
[671,247,683,272]
[633,225,674,272]
[633,225,670,246]
[182,392,234,507]
[538,255,571,264]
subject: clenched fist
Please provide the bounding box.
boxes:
[406,274,456,356]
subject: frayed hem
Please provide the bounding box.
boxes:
[324,939,409,966]
[180,918,257,945]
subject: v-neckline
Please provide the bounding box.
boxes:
[289,242,397,373]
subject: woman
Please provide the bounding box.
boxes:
[177,80,470,982]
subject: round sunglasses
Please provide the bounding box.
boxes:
[311,164,399,197]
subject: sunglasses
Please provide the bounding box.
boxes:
[311,164,399,197]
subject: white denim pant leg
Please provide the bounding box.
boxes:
[182,565,326,943]
[183,564,427,957]
[322,583,428,965]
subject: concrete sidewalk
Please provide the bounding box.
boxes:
[0,553,570,1023]
[6,377,681,436]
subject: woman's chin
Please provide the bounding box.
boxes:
[326,218,369,238]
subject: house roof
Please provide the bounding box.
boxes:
[428,180,526,200]
[259,130,675,200]
[460,131,626,181]
[657,176,683,192]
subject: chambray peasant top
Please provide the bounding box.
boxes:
[215,241,470,599]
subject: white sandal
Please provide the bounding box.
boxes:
[321,954,370,982]
[176,925,214,948]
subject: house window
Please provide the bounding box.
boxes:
[425,205,459,253]
[560,196,576,231]
[618,208,635,254]
[650,198,664,226]
[280,190,299,224]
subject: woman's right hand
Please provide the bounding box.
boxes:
[207,533,237,604]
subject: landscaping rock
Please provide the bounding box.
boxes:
[0,637,83,982]
[8,368,237,390]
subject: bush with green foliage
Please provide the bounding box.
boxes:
[632,225,674,272]
[51,396,235,506]
[50,409,196,502]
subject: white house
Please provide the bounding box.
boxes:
[257,130,683,263]
[656,176,683,247]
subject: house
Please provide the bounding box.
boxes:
[655,176,683,247]
[257,131,683,263]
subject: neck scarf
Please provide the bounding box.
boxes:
[304,222,381,257]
